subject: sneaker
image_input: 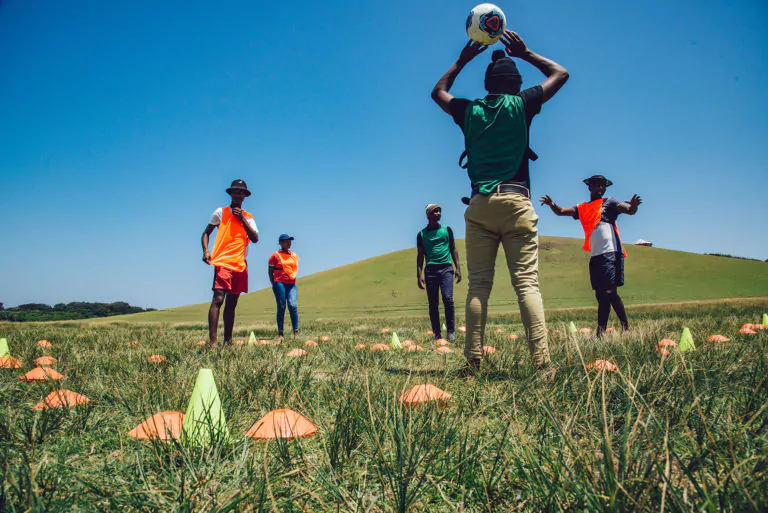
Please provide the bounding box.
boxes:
[293,330,300,340]
[447,332,456,342]
[433,334,443,341]
[536,365,558,382]
[457,358,481,378]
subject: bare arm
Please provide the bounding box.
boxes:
[501,31,569,103]
[431,41,488,114]
[268,265,276,285]
[448,228,462,283]
[416,234,426,289]
[540,195,577,217]
[618,194,642,215]
[201,224,216,264]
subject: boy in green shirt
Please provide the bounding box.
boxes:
[417,204,462,340]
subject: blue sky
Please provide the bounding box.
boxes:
[1,0,766,309]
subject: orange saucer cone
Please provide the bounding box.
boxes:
[128,411,185,441]
[34,356,56,366]
[400,384,452,407]
[21,367,63,382]
[586,359,619,373]
[245,409,318,440]
[34,390,89,410]
[0,357,22,369]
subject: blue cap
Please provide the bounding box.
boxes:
[278,234,294,241]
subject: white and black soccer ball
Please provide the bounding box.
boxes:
[466,3,507,45]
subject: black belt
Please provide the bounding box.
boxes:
[462,182,531,204]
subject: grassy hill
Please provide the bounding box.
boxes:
[109,236,768,323]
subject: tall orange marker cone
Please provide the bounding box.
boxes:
[182,369,229,447]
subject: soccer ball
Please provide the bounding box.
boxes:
[466,3,506,45]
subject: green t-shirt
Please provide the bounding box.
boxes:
[463,94,528,195]
[419,226,453,266]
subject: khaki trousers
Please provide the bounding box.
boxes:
[464,192,551,367]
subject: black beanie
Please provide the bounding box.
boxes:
[484,49,522,93]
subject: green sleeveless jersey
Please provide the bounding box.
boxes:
[420,226,452,266]
[463,94,528,195]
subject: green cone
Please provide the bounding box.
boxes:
[248,331,257,344]
[0,338,9,358]
[568,321,578,334]
[679,327,695,353]
[762,313,768,326]
[442,323,447,334]
[390,332,402,349]
[182,369,230,447]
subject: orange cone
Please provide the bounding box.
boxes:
[148,355,167,363]
[434,346,453,354]
[320,336,331,342]
[380,328,391,334]
[483,346,497,354]
[400,384,452,407]
[507,334,518,340]
[250,339,271,346]
[458,326,466,333]
[37,340,52,348]
[434,339,450,347]
[404,344,424,353]
[494,329,504,334]
[605,327,615,333]
[34,356,56,366]
[34,390,89,410]
[708,334,730,343]
[20,367,63,382]
[245,409,318,440]
[127,340,139,347]
[235,339,245,346]
[586,359,618,373]
[286,348,307,357]
[370,344,390,352]
[402,339,414,347]
[305,340,318,347]
[196,340,207,346]
[128,411,185,441]
[355,344,367,350]
[0,357,22,369]
[579,328,592,334]
[740,327,757,335]
[658,339,678,348]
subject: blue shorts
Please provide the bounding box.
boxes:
[589,252,624,290]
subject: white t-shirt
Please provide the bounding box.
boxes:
[589,222,617,256]
[210,207,259,257]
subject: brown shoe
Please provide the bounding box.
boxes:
[457,358,481,378]
[536,365,558,382]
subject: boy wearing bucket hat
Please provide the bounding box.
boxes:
[431,30,569,377]
[540,175,642,335]
[417,204,462,341]
[268,234,300,342]
[201,179,260,347]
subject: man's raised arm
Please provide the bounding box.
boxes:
[431,41,488,114]
[501,30,569,103]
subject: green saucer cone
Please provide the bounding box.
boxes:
[0,338,9,358]
[390,332,402,349]
[679,327,695,353]
[182,369,230,447]
[248,331,257,344]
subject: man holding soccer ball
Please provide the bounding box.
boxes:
[431,30,569,378]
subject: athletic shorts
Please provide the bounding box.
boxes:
[589,252,624,290]
[212,266,248,295]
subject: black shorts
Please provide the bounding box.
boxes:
[589,252,624,290]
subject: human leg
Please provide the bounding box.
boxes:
[594,289,612,335]
[609,290,629,331]
[222,293,240,344]
[286,284,299,335]
[464,196,501,363]
[497,194,550,367]
[424,265,442,337]
[208,289,226,345]
[439,266,456,337]
[272,282,287,336]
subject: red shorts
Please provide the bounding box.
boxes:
[212,266,248,295]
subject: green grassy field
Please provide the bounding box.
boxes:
[109,237,768,323]
[1,300,767,511]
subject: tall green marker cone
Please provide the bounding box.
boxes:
[182,369,230,447]
[248,331,257,344]
[762,313,768,326]
[442,323,447,334]
[390,332,402,349]
[679,327,695,353]
[568,321,578,334]
[0,338,9,358]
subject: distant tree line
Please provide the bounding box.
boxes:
[0,301,155,322]
[704,253,766,263]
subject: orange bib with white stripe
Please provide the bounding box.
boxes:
[210,207,253,272]
[576,199,626,257]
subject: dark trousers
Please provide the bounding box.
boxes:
[425,264,455,336]
[595,288,629,334]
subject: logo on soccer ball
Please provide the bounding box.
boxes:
[466,10,474,31]
[479,10,503,38]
